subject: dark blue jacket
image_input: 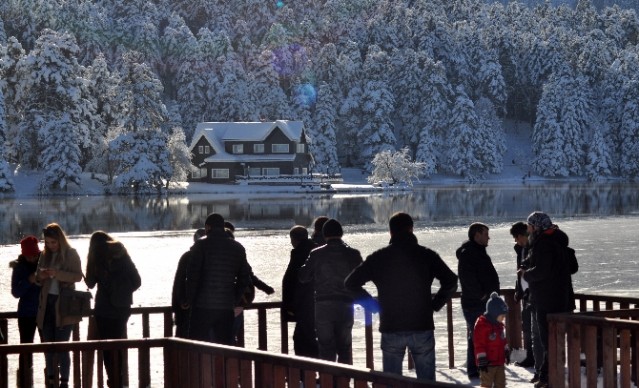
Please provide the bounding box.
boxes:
[11,257,41,317]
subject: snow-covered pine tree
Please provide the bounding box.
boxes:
[619,79,639,178]
[585,124,613,181]
[166,125,193,187]
[215,54,256,121]
[532,64,590,177]
[111,53,171,194]
[83,54,122,175]
[416,57,453,176]
[359,45,396,171]
[336,40,364,167]
[251,49,290,121]
[446,85,483,182]
[0,93,13,191]
[0,37,25,164]
[159,13,198,100]
[39,113,84,191]
[309,82,339,174]
[15,29,95,189]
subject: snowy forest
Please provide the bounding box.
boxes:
[0,0,638,193]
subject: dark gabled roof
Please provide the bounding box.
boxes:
[189,120,304,163]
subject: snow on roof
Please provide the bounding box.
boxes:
[189,120,304,163]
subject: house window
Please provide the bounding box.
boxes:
[272,144,289,153]
[192,167,207,179]
[198,146,203,154]
[204,146,210,154]
[254,144,264,153]
[293,167,299,175]
[296,144,305,153]
[232,144,244,154]
[211,169,230,179]
[248,167,261,176]
[263,168,280,176]
[302,167,308,175]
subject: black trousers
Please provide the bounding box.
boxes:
[95,315,129,388]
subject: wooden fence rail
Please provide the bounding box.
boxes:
[3,291,639,387]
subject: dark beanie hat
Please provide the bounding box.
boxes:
[322,218,343,238]
[527,211,552,230]
[20,235,41,257]
[485,292,508,321]
[205,213,225,229]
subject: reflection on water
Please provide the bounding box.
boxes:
[1,182,638,245]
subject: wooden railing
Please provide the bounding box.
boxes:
[2,291,635,387]
[547,294,639,388]
[0,338,457,388]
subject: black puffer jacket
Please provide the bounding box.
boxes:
[345,232,458,333]
[524,227,575,313]
[185,229,251,310]
[456,240,500,311]
[299,239,368,303]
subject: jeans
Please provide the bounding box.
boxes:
[463,307,484,377]
[314,301,353,364]
[95,315,129,387]
[381,330,435,381]
[41,295,73,381]
[189,308,234,345]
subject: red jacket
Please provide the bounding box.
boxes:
[473,315,507,366]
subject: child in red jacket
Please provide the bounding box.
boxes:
[474,292,509,388]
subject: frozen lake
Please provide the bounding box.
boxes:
[1,184,638,386]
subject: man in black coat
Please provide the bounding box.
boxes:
[282,225,318,358]
[299,219,370,364]
[520,211,577,388]
[183,213,251,345]
[456,222,500,380]
[345,212,458,381]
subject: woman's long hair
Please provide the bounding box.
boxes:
[41,223,72,265]
[86,231,114,279]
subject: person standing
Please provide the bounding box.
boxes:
[345,212,458,381]
[299,219,370,364]
[85,231,142,388]
[282,225,319,358]
[474,292,510,388]
[183,213,251,345]
[509,222,538,371]
[10,235,42,387]
[520,211,576,388]
[310,216,329,246]
[36,223,83,388]
[171,228,205,338]
[223,223,275,346]
[457,222,500,380]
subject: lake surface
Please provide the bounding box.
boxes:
[1,181,638,245]
[1,182,638,386]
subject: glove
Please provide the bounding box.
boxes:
[505,348,511,365]
[264,286,275,295]
[477,355,489,372]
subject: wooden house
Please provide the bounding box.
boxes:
[189,120,312,183]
